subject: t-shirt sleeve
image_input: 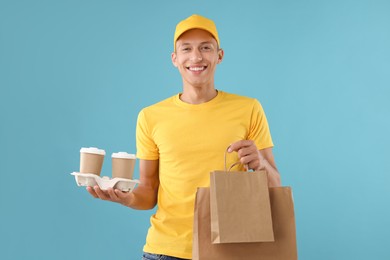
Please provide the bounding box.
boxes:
[247,99,274,150]
[136,109,159,160]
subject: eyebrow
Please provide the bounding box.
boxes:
[179,41,214,47]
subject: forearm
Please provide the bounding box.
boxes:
[260,158,281,187]
[123,159,160,210]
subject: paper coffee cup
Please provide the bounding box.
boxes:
[79,147,105,175]
[112,152,136,179]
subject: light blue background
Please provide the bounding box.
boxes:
[1,0,389,259]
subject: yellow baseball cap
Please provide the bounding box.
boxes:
[173,14,220,51]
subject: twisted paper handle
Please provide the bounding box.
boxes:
[224,146,247,172]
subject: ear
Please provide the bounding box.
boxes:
[171,52,178,67]
[217,48,224,64]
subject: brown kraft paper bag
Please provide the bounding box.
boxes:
[210,170,274,243]
[193,187,298,260]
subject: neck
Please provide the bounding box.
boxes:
[180,85,217,104]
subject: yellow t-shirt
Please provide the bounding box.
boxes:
[136,90,273,259]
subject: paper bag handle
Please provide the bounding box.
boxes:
[224,146,248,172]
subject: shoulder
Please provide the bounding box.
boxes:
[139,94,177,115]
[220,91,262,108]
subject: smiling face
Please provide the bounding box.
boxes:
[172,29,224,90]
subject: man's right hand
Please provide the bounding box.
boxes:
[86,159,160,210]
[86,186,134,207]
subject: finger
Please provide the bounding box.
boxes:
[248,154,267,171]
[247,159,261,171]
[106,188,120,202]
[237,145,257,159]
[94,186,110,200]
[114,189,131,202]
[114,189,128,198]
[233,140,257,159]
[228,140,255,153]
[239,152,259,166]
[86,186,98,198]
[115,189,133,207]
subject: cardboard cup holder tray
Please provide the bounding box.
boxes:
[71,172,140,192]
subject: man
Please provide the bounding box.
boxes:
[87,14,281,260]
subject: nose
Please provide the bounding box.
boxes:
[190,49,203,62]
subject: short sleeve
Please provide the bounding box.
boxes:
[247,99,274,150]
[136,109,159,160]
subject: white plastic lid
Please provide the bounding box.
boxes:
[80,147,106,155]
[111,152,136,159]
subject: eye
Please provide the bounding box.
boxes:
[181,47,191,52]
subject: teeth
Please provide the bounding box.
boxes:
[189,67,204,71]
